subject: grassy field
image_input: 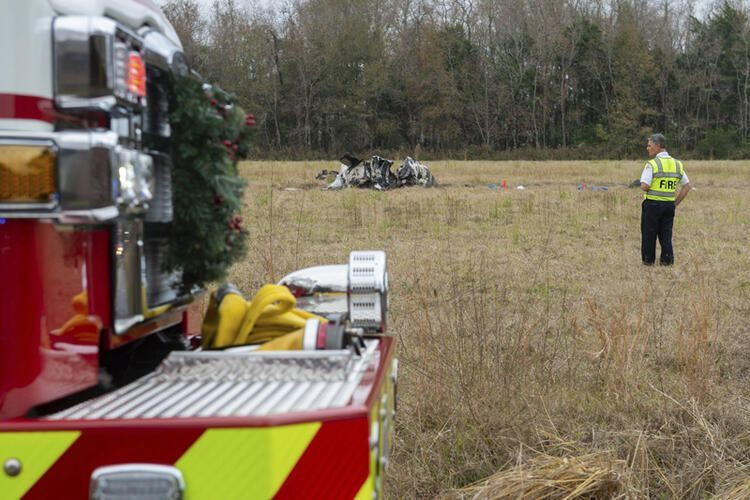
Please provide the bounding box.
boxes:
[232,160,750,498]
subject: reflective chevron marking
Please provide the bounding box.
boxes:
[0,431,80,499]
[176,422,321,499]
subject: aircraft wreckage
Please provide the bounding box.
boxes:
[318,154,436,190]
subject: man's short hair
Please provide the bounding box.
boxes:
[649,133,666,148]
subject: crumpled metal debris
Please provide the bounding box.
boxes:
[397,157,436,187]
[323,154,436,190]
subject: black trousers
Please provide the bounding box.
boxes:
[641,199,675,265]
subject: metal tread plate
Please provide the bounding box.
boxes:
[46,341,380,421]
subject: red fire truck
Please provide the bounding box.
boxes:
[0,1,396,498]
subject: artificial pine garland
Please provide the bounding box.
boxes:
[166,76,254,291]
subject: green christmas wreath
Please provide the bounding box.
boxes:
[166,76,254,291]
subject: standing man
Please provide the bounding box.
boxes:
[640,134,691,265]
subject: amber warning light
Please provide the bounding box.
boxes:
[127,52,146,97]
[0,144,56,203]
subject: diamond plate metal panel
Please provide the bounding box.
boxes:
[46,342,379,421]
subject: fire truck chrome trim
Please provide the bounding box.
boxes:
[0,207,118,221]
[144,152,173,222]
[53,16,147,110]
[59,206,119,223]
[89,464,184,500]
[57,131,118,211]
[0,131,155,220]
[0,204,55,212]
[140,28,188,77]
[53,17,116,109]
[114,219,144,333]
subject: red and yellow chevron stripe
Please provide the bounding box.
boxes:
[1,418,372,499]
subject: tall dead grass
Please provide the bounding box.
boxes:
[232,160,750,498]
[448,448,635,499]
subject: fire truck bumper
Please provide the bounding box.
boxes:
[0,337,396,500]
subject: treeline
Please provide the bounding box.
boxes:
[163,0,750,159]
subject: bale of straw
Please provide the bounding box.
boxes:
[447,452,634,499]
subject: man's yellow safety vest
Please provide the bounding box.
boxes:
[644,156,684,201]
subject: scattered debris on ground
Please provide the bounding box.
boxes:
[315,169,339,182]
[578,182,609,191]
[485,181,615,191]
[488,180,520,190]
[320,154,436,190]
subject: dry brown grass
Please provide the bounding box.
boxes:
[446,448,635,499]
[231,159,750,499]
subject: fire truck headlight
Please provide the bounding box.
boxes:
[0,142,57,207]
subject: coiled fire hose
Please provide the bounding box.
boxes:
[201,284,328,351]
